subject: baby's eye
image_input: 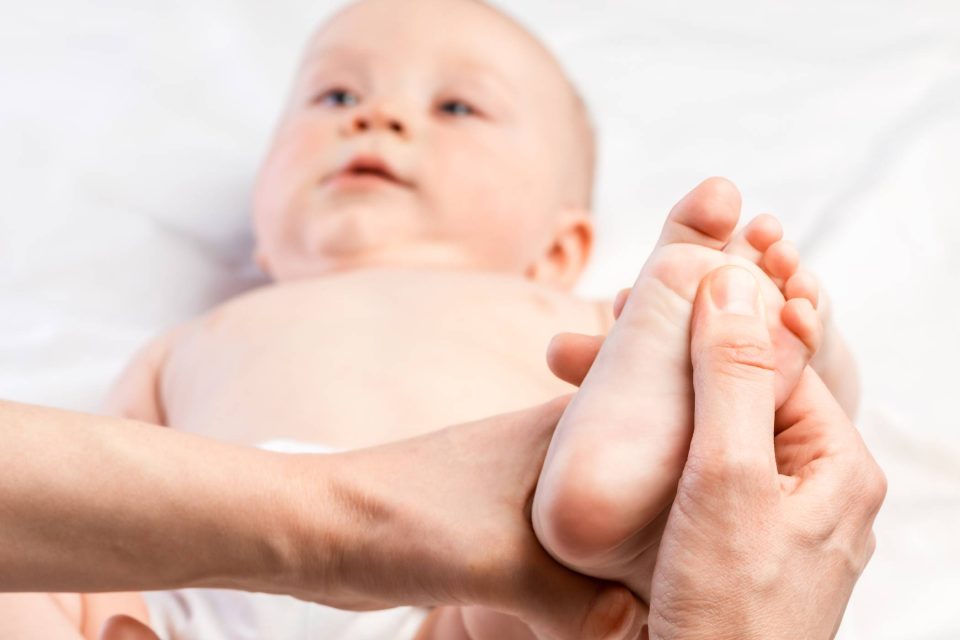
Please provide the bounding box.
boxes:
[438,99,476,117]
[316,88,360,108]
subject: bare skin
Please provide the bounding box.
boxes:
[3,0,857,637]
[59,257,876,640]
[537,267,883,639]
[14,184,836,640]
[532,180,822,602]
[118,267,608,449]
[0,395,641,640]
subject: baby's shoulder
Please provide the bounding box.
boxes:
[512,280,615,335]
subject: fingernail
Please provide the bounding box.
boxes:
[711,266,760,315]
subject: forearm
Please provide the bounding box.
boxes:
[0,400,315,594]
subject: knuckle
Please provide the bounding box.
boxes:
[866,466,889,512]
[843,460,888,517]
[698,335,776,379]
[683,448,773,492]
[793,509,838,548]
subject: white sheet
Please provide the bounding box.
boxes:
[2,1,959,637]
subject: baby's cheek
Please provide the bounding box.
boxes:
[270,115,339,178]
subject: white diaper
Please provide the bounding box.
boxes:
[142,439,429,640]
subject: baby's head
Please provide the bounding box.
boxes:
[253,0,596,288]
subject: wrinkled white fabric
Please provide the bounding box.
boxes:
[143,589,427,640]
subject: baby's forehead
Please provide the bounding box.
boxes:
[302,0,566,91]
[298,0,595,208]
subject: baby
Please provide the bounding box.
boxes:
[6,0,854,638]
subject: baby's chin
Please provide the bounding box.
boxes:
[256,240,508,283]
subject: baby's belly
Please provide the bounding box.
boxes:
[159,269,600,449]
[163,334,571,449]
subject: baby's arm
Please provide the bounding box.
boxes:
[100,323,191,423]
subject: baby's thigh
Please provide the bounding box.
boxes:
[461,606,537,640]
[0,591,150,639]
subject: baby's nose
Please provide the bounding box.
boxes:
[347,107,408,139]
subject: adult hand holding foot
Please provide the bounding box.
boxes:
[547,265,885,638]
[0,399,640,640]
[648,265,886,638]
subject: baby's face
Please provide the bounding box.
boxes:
[253,0,588,280]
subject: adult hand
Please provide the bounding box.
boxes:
[2,398,641,640]
[282,396,645,640]
[651,266,885,638]
[546,266,885,638]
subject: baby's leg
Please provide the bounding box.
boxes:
[415,607,535,640]
[805,288,860,416]
[0,593,85,639]
[532,178,821,600]
[0,591,150,639]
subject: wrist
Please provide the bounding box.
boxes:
[651,621,767,640]
[260,449,399,609]
[174,446,320,595]
[240,450,346,603]
[276,446,457,611]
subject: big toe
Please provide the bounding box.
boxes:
[656,177,742,249]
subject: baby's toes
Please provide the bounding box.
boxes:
[725,213,783,262]
[784,270,820,309]
[656,177,742,249]
[781,296,822,354]
[760,239,800,285]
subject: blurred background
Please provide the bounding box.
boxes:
[1,1,958,637]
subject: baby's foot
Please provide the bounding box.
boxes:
[532,178,820,600]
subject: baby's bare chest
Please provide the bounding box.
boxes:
[161,269,603,448]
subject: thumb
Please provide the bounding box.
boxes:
[98,615,161,640]
[546,332,604,386]
[688,266,778,480]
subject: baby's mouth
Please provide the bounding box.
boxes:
[323,156,413,190]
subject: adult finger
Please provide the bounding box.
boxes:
[772,367,887,591]
[544,285,630,386]
[774,365,847,438]
[688,266,778,482]
[98,615,160,640]
[774,367,888,524]
[546,333,603,387]
[516,583,646,640]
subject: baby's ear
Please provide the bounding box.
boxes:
[526,209,594,289]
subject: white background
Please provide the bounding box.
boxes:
[1,1,959,637]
